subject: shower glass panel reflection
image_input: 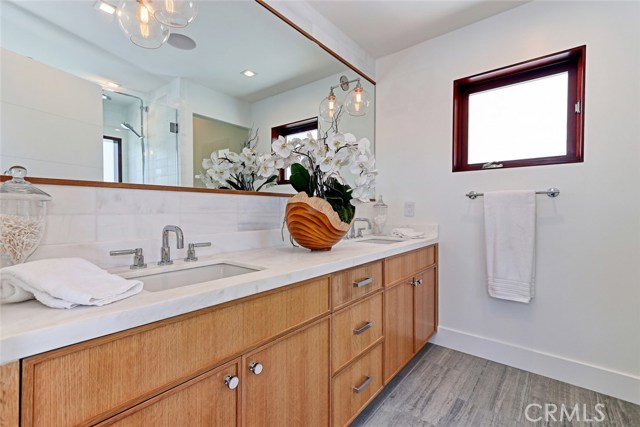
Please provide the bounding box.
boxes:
[102,91,179,185]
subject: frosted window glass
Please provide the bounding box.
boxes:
[468,72,568,164]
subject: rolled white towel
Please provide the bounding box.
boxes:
[391,227,425,239]
[0,257,143,309]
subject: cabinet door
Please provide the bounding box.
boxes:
[97,360,240,427]
[242,319,330,427]
[414,267,437,352]
[383,281,414,383]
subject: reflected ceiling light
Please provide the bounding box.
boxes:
[104,81,120,88]
[319,75,371,123]
[95,1,117,15]
[117,0,170,49]
[143,0,198,28]
[241,69,257,78]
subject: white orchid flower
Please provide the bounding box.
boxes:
[326,133,346,151]
[344,133,357,145]
[272,136,292,158]
[350,154,375,175]
[319,151,339,173]
[357,138,371,154]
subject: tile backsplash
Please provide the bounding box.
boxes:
[31,185,289,269]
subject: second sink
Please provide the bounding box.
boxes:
[138,262,261,292]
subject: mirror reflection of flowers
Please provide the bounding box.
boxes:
[270,108,376,224]
[196,129,278,192]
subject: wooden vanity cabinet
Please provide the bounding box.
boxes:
[13,244,438,427]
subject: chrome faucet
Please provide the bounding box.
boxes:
[158,225,184,266]
[349,218,372,239]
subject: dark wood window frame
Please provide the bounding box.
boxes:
[103,136,123,183]
[271,117,318,184]
[452,45,586,172]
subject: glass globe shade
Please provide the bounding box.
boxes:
[319,90,343,123]
[345,82,371,116]
[143,0,198,28]
[118,0,170,49]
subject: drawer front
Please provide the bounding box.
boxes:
[384,245,436,285]
[331,292,383,373]
[332,343,383,427]
[21,277,329,427]
[331,260,383,309]
[96,360,240,427]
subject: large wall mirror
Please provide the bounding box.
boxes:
[0,0,375,194]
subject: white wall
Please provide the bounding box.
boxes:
[375,1,640,404]
[0,48,103,180]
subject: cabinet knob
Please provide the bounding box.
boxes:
[249,361,264,375]
[224,375,239,390]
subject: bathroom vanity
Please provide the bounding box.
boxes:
[0,239,438,427]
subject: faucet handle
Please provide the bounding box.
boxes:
[184,242,212,262]
[110,248,147,269]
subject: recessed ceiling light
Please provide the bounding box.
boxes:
[95,1,116,15]
[241,69,257,78]
[104,81,120,88]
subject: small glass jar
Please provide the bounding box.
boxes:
[0,166,52,266]
[372,195,388,235]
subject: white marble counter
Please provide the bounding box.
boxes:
[0,233,437,364]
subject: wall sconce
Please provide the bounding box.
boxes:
[319,75,371,123]
[116,0,198,49]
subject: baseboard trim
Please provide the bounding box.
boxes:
[431,326,640,405]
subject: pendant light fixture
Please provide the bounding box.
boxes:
[319,75,371,122]
[143,0,198,28]
[117,0,169,49]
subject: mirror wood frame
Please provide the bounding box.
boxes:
[1,0,375,198]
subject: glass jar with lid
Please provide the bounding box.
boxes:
[0,166,52,266]
[372,195,388,235]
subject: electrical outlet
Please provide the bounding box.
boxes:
[404,201,415,217]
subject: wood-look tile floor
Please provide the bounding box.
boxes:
[351,344,640,427]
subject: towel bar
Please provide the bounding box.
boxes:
[465,187,560,200]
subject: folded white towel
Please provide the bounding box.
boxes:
[483,191,536,303]
[391,228,425,239]
[0,258,143,309]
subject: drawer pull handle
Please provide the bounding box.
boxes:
[353,376,372,394]
[353,321,373,335]
[353,277,373,288]
[410,278,423,287]
[224,375,239,390]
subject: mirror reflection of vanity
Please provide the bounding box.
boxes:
[0,0,375,194]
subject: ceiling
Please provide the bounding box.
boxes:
[0,0,346,102]
[307,0,531,58]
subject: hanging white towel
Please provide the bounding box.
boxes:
[483,191,536,303]
[0,257,143,309]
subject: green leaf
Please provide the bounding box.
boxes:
[289,163,313,196]
[255,175,277,192]
[324,178,355,223]
[226,180,243,191]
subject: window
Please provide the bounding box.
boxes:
[271,117,318,184]
[103,136,122,183]
[453,46,585,172]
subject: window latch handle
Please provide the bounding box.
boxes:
[482,161,503,169]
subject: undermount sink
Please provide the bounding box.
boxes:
[138,262,261,293]
[355,237,405,244]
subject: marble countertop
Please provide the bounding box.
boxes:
[0,233,437,364]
